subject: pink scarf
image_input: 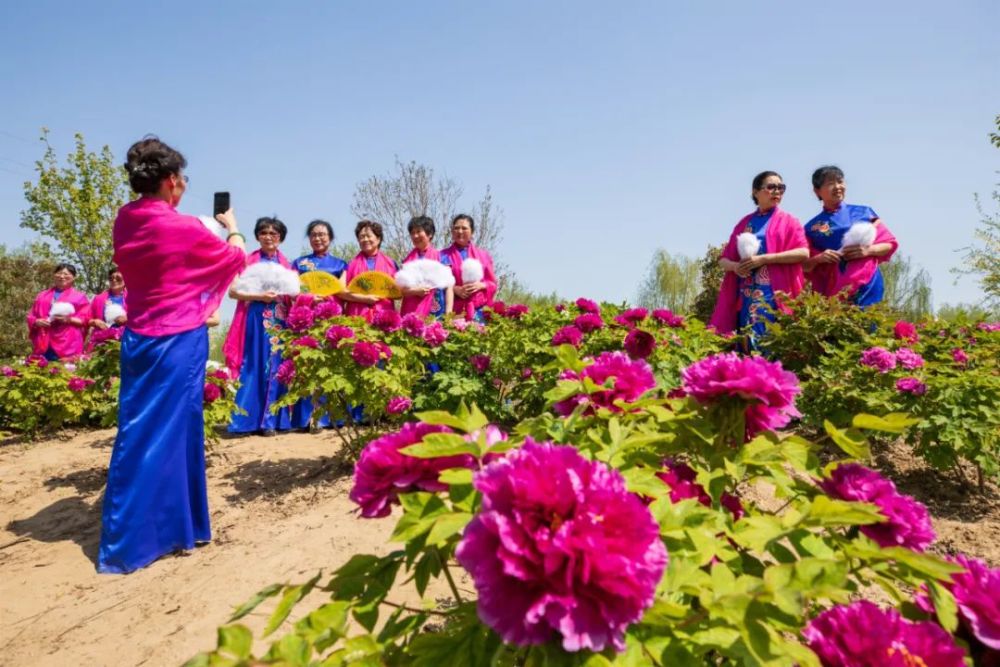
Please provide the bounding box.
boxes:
[709,208,807,335]
[808,222,898,298]
[441,243,497,320]
[399,247,443,317]
[113,197,246,337]
[86,289,127,353]
[222,249,291,375]
[340,251,398,319]
[26,287,90,358]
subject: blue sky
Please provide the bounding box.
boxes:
[1,1,997,312]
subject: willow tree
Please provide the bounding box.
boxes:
[635,249,700,313]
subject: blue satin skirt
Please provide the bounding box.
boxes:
[98,326,211,574]
[228,302,293,433]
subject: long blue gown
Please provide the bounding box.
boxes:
[804,204,884,307]
[738,210,777,349]
[98,326,211,573]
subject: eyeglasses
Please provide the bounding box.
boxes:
[257,231,280,238]
[762,183,786,193]
[308,233,330,239]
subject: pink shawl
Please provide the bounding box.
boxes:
[26,287,90,358]
[441,243,497,320]
[808,222,898,298]
[86,289,127,352]
[222,249,291,375]
[113,197,246,337]
[339,251,398,320]
[399,247,443,317]
[709,208,807,335]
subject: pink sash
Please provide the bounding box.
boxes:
[222,249,291,375]
[399,247,443,317]
[441,243,497,319]
[86,289,127,352]
[340,251,398,320]
[810,222,898,298]
[26,287,90,358]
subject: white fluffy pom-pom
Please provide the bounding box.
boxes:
[396,259,456,289]
[841,222,876,249]
[234,262,301,295]
[103,302,126,325]
[198,215,230,241]
[737,232,761,260]
[461,258,484,283]
[50,302,75,317]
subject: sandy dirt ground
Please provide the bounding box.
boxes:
[1,430,998,666]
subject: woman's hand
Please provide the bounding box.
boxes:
[91,319,109,330]
[114,314,127,326]
[50,314,67,324]
[34,318,51,329]
[814,249,843,265]
[841,245,869,261]
[359,294,382,305]
[215,208,239,233]
[259,291,279,303]
[455,282,484,299]
[737,255,767,276]
[402,286,431,298]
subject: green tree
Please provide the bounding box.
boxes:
[691,244,726,323]
[881,254,933,320]
[496,275,561,308]
[953,115,1000,310]
[20,129,131,294]
[935,302,997,321]
[635,249,700,313]
[0,243,56,359]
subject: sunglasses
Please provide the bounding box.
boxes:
[762,183,786,193]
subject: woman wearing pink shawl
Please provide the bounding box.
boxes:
[710,171,808,346]
[98,137,246,575]
[441,214,497,322]
[86,266,127,351]
[399,216,454,318]
[338,220,399,320]
[26,262,90,360]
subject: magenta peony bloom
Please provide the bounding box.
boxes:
[490,301,508,316]
[376,341,393,362]
[894,320,919,343]
[803,601,966,667]
[614,307,648,328]
[2,365,18,378]
[553,351,656,416]
[554,303,566,313]
[657,460,744,519]
[521,367,533,379]
[469,354,492,374]
[401,313,426,337]
[652,309,685,328]
[895,347,925,370]
[505,304,529,319]
[895,377,927,396]
[372,309,402,333]
[977,321,1000,332]
[819,463,935,551]
[90,326,123,346]
[312,298,343,320]
[860,346,898,373]
[386,395,413,414]
[349,422,474,518]
[351,341,381,367]
[291,335,319,349]
[67,376,94,392]
[286,305,315,332]
[422,321,449,347]
[275,359,296,385]
[203,382,222,403]
[573,313,604,333]
[456,440,667,652]
[324,324,355,348]
[575,297,600,314]
[623,329,656,360]
[26,355,48,368]
[293,293,315,309]
[951,348,969,365]
[681,353,801,437]
[552,325,584,347]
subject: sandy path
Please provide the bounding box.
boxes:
[0,429,409,666]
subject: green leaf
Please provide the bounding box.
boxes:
[400,433,478,459]
[263,634,311,665]
[229,582,284,621]
[263,571,322,636]
[216,624,253,660]
[823,421,871,460]
[294,602,350,652]
[621,467,668,498]
[927,580,959,633]
[426,512,473,546]
[804,496,884,527]
[852,413,920,434]
[438,468,474,485]
[414,410,469,430]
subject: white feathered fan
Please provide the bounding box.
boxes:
[50,302,75,317]
[198,215,230,241]
[737,232,761,260]
[395,259,456,289]
[461,258,484,283]
[104,302,127,325]
[840,222,877,249]
[234,262,301,295]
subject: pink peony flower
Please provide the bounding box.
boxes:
[553,351,656,416]
[401,313,426,337]
[293,293,315,309]
[554,303,566,313]
[652,309,685,328]
[657,460,744,519]
[313,299,342,320]
[948,554,1000,650]
[521,367,533,379]
[372,309,402,333]
[469,354,492,374]
[575,297,600,314]
[819,463,935,551]
[2,366,18,378]
[386,395,413,414]
[614,307,649,328]
[681,353,801,438]
[291,335,319,349]
[860,346,898,373]
[324,324,355,347]
[275,359,296,385]
[894,320,919,343]
[349,422,474,518]
[895,377,927,396]
[803,601,966,667]
[895,347,924,370]
[209,368,230,381]
[203,382,222,403]
[456,440,667,652]
[504,304,529,319]
[351,341,381,367]
[977,321,1000,332]
[26,355,48,368]
[552,325,583,347]
[573,313,604,333]
[286,305,315,332]
[67,376,94,392]
[951,348,969,365]
[90,326,123,346]
[422,321,449,347]
[489,301,508,316]
[623,329,656,360]
[376,341,393,362]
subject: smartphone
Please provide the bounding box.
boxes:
[213,192,231,217]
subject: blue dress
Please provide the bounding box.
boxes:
[804,204,884,307]
[440,249,486,323]
[291,253,347,428]
[98,326,211,573]
[737,210,777,348]
[229,257,294,434]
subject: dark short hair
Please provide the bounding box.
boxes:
[306,219,334,241]
[451,214,475,233]
[54,262,77,276]
[355,220,383,245]
[124,135,187,195]
[254,216,287,242]
[812,165,845,190]
[107,265,121,278]
[751,171,782,204]
[407,215,435,238]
